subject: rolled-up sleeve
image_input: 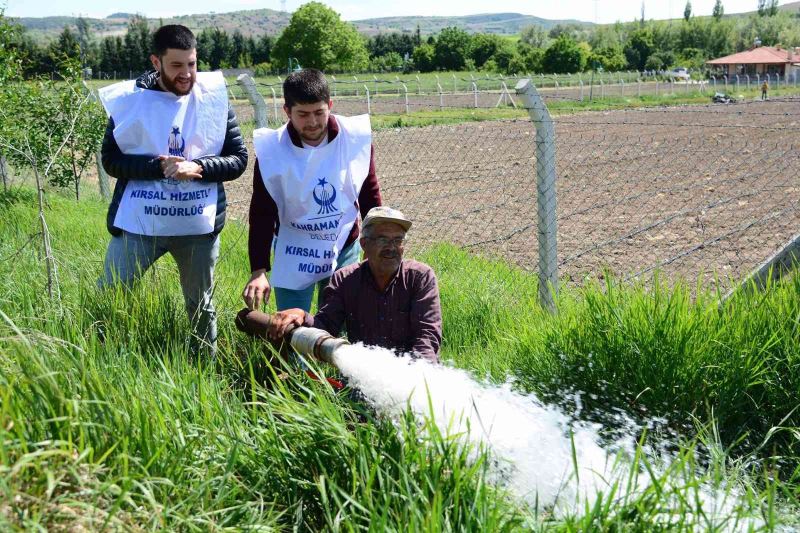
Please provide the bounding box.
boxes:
[409,269,442,363]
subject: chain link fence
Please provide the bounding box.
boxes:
[223,75,800,307]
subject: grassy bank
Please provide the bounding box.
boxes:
[1,188,798,529]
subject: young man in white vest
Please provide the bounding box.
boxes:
[243,69,382,313]
[97,25,248,356]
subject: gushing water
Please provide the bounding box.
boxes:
[329,343,761,527]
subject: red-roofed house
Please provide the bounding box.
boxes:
[706,46,800,77]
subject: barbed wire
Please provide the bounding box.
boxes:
[152,79,800,297]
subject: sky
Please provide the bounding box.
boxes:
[2,0,781,24]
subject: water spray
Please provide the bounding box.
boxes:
[235,308,760,525]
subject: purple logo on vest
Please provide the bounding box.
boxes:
[168,126,186,158]
[313,177,337,215]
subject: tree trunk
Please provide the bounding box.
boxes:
[96,150,110,201]
[71,147,80,201]
[0,155,8,192]
[31,156,59,302]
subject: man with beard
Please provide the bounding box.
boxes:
[242,68,382,314]
[261,207,442,363]
[97,24,247,356]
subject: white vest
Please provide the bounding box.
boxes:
[98,72,228,236]
[253,114,372,290]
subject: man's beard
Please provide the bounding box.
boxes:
[300,126,327,144]
[160,68,194,96]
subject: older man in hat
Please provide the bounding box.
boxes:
[266,206,442,362]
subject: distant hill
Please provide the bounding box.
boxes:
[11,9,590,43]
[11,9,291,42]
[778,1,800,14]
[352,12,591,35]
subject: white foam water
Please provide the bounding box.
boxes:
[329,343,762,528]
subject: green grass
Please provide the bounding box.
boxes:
[1,186,799,529]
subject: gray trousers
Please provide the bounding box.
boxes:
[99,230,220,356]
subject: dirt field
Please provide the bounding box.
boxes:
[221,96,800,291]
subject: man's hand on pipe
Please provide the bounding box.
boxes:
[268,309,305,341]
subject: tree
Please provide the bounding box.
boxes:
[0,46,102,299]
[253,34,273,64]
[624,28,655,71]
[541,35,585,73]
[433,27,471,71]
[684,2,692,21]
[469,33,506,69]
[367,32,415,60]
[520,24,548,48]
[411,43,435,72]
[590,45,627,72]
[369,51,404,72]
[514,45,544,73]
[50,27,81,63]
[123,15,151,74]
[75,17,92,70]
[207,29,231,69]
[713,0,725,21]
[230,30,247,68]
[767,0,779,16]
[645,50,676,70]
[757,0,777,17]
[49,64,106,200]
[98,36,124,75]
[272,2,368,72]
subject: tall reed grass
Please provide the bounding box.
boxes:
[1,188,797,529]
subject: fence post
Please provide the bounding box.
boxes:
[373,75,379,95]
[270,86,279,123]
[600,80,604,99]
[472,82,478,108]
[437,82,444,110]
[0,155,8,192]
[637,77,642,98]
[736,75,740,92]
[416,75,422,95]
[237,73,268,129]
[746,74,750,90]
[81,81,111,200]
[364,85,371,114]
[655,79,659,96]
[515,79,557,313]
[722,233,800,303]
[331,75,337,97]
[620,78,625,97]
[402,83,409,114]
[579,80,584,101]
[554,80,559,99]
[452,73,457,93]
